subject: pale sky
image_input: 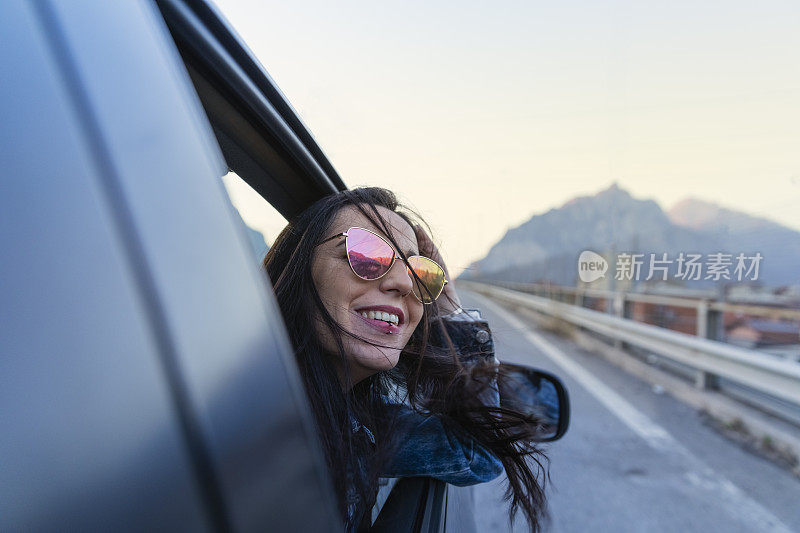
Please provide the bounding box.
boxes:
[215,0,800,276]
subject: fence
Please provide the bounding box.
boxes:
[463,281,800,411]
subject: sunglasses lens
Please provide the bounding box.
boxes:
[407,256,446,303]
[346,228,394,279]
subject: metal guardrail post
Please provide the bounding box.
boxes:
[708,307,724,342]
[612,293,627,349]
[695,300,720,390]
[696,300,709,339]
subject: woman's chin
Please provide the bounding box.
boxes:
[351,347,400,375]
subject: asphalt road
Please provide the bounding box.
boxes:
[461,290,800,533]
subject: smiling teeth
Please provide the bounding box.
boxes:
[359,310,399,325]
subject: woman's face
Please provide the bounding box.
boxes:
[311,205,424,385]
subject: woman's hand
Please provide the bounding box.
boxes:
[413,225,462,315]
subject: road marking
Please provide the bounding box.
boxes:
[473,293,793,533]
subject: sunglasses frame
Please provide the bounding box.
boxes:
[321,226,448,304]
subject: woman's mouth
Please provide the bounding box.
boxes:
[358,309,400,325]
[353,307,403,335]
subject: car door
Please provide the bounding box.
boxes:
[1,0,338,530]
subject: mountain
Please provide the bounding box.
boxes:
[230,205,269,261]
[245,224,269,261]
[461,184,800,288]
[667,198,800,287]
[668,198,791,239]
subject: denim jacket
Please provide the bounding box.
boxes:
[351,309,503,486]
[346,309,503,530]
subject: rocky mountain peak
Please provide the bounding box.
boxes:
[463,186,800,287]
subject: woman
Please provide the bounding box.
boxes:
[263,187,547,531]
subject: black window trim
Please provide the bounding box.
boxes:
[157,0,347,220]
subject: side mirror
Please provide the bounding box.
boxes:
[498,363,570,442]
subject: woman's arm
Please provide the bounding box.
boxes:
[382,404,503,486]
[382,314,503,486]
[432,310,500,406]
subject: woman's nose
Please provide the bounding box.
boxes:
[379,258,414,297]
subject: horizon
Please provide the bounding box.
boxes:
[230,178,800,276]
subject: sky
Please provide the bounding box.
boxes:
[214,0,800,276]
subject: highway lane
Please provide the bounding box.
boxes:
[461,290,800,533]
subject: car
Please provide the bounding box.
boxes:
[0,1,568,531]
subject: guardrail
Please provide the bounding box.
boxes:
[489,280,800,317]
[462,281,800,409]
[483,280,800,363]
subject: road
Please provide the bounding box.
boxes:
[461,290,800,533]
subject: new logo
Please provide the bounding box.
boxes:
[578,251,608,282]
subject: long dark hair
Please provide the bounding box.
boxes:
[263,187,548,530]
